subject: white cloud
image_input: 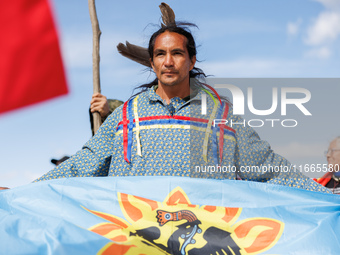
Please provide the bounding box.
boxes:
[313,0,340,9]
[305,11,340,45]
[287,18,302,36]
[285,1,340,59]
[305,46,331,58]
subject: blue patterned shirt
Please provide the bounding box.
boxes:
[35,87,329,193]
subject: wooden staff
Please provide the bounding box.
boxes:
[88,0,101,134]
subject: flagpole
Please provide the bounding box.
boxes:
[88,0,101,134]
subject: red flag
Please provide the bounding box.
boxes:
[0,0,68,114]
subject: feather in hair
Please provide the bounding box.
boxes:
[116,3,176,66]
[116,41,151,67]
[159,2,176,27]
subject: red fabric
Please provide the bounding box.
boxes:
[122,101,129,163]
[218,103,230,163]
[313,172,333,187]
[0,0,68,114]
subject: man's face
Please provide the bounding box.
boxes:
[326,139,340,171]
[150,31,196,88]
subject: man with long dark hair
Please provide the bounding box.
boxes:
[33,20,329,193]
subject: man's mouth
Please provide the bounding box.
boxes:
[162,70,177,75]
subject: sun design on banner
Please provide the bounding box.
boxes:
[84,187,284,255]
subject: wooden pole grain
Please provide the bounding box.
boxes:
[88,0,102,134]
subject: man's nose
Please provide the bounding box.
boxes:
[164,53,174,66]
[326,150,332,157]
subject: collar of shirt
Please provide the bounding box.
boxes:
[146,86,202,114]
[147,85,201,102]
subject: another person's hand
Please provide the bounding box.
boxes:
[0,187,9,190]
[90,93,110,119]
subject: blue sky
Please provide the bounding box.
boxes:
[1,0,340,188]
